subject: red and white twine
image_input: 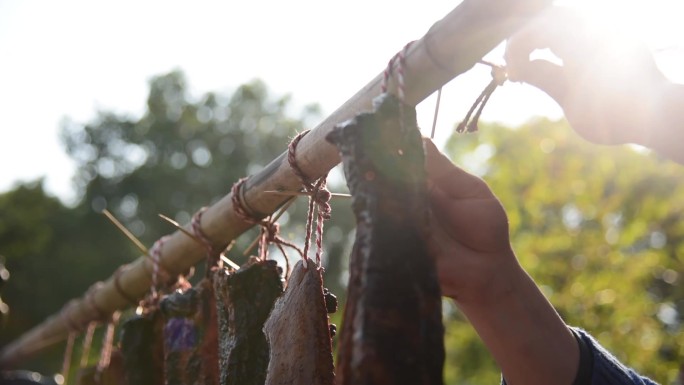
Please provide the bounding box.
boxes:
[288,130,331,267]
[381,41,414,103]
[231,177,303,274]
[150,236,170,299]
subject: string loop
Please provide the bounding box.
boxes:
[457,61,507,133]
[231,178,303,276]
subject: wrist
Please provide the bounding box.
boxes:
[454,258,579,385]
[447,248,524,309]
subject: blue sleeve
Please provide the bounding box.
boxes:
[501,327,659,385]
[572,328,659,385]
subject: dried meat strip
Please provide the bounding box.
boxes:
[213,259,283,385]
[327,94,445,385]
[120,311,165,385]
[160,278,219,385]
[263,258,335,385]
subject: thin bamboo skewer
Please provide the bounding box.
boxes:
[0,0,552,368]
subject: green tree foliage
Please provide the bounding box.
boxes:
[59,70,354,285]
[442,119,684,384]
[0,181,131,371]
[1,71,354,373]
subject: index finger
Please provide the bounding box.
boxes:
[423,139,493,200]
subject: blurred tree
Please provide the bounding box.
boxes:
[441,119,684,384]
[1,71,355,374]
[0,181,130,372]
[59,70,354,288]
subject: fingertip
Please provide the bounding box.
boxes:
[423,140,454,179]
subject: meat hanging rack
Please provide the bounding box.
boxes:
[0,0,552,368]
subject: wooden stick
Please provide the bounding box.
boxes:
[0,0,552,367]
[264,190,351,199]
[158,213,241,270]
[243,197,296,257]
[101,209,149,256]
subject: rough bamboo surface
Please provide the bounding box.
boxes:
[264,259,335,385]
[0,0,553,367]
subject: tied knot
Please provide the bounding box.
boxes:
[262,221,281,243]
[313,188,331,203]
[313,188,332,220]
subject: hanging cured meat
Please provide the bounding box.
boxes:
[213,259,283,385]
[327,94,445,385]
[120,311,165,385]
[263,258,336,385]
[160,278,219,385]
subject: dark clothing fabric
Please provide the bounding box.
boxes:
[501,327,659,385]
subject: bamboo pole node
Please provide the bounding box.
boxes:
[85,282,109,323]
[113,265,139,306]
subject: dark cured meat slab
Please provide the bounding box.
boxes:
[263,258,334,385]
[120,311,165,385]
[213,259,283,385]
[326,94,445,385]
[160,278,219,385]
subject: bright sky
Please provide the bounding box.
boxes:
[1,0,683,205]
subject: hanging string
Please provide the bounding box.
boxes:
[287,130,332,267]
[231,178,304,273]
[59,301,82,383]
[61,332,76,385]
[456,60,507,133]
[79,322,97,368]
[381,41,415,103]
[430,87,443,139]
[96,312,120,380]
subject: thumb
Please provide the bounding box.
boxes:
[507,58,567,105]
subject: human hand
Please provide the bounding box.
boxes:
[424,140,519,305]
[505,7,668,146]
[424,140,581,384]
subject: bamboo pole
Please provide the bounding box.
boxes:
[0,0,552,368]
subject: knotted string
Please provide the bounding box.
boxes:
[288,130,332,267]
[457,60,507,133]
[231,178,303,275]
